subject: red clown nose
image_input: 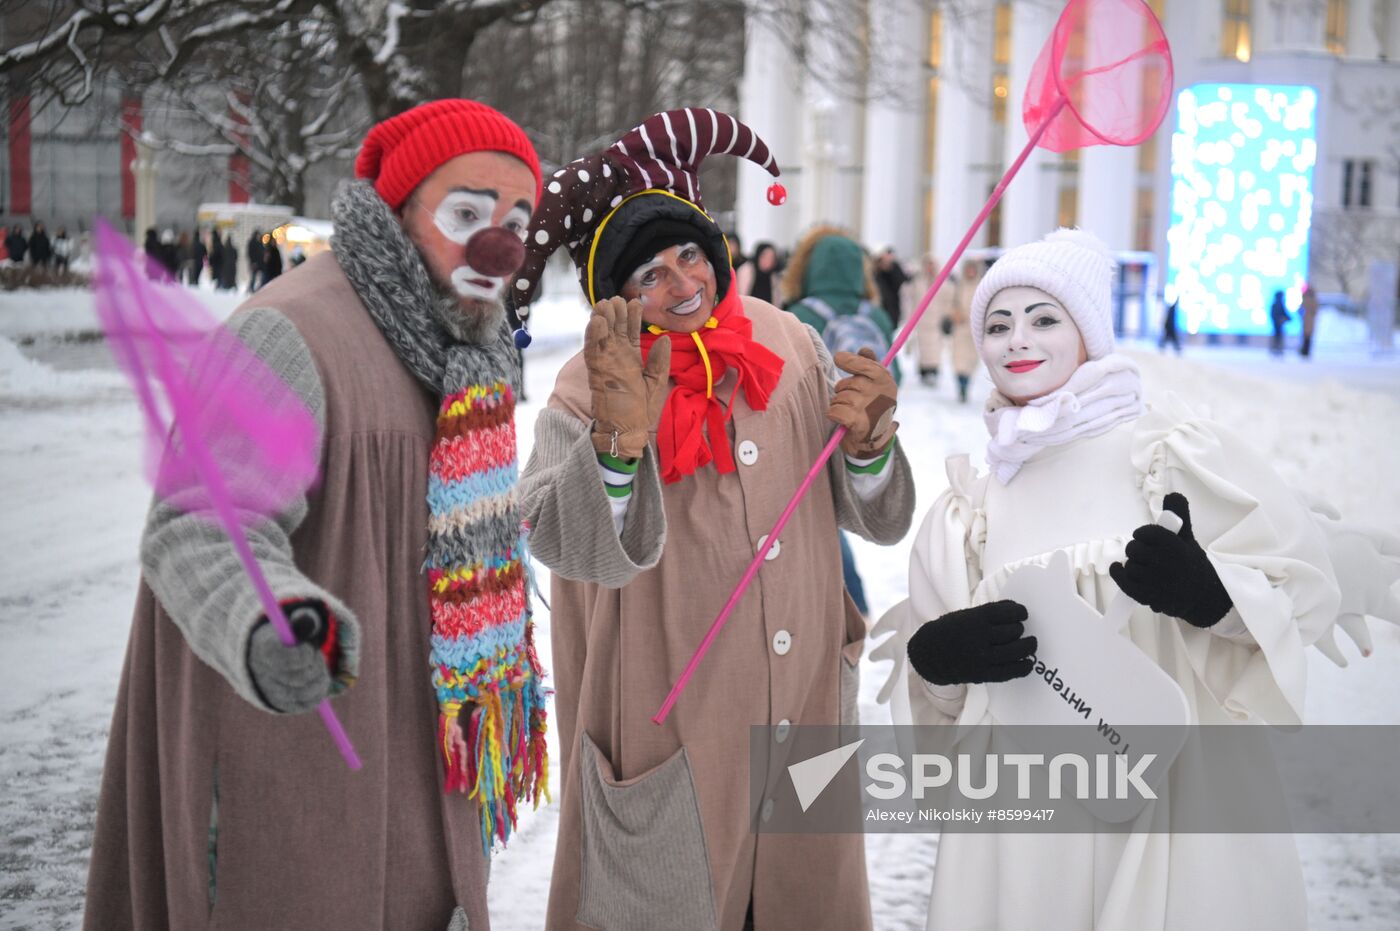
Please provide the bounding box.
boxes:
[464,226,526,279]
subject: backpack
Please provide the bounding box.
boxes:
[798,296,893,360]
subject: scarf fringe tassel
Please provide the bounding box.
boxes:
[438,668,550,853]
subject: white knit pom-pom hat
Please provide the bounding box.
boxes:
[970,228,1117,360]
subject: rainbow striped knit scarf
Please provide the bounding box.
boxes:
[330,180,547,854]
[427,375,549,851]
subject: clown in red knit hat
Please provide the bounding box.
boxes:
[513,109,916,931]
[86,99,548,931]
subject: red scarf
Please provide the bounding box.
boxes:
[639,287,785,483]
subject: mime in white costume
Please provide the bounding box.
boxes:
[875,229,1400,931]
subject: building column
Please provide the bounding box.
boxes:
[134,142,157,239]
[932,4,998,261]
[860,0,927,256]
[799,4,867,236]
[737,11,805,251]
[1255,0,1327,54]
[999,0,1059,248]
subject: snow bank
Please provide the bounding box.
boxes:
[0,285,247,340]
[0,335,126,400]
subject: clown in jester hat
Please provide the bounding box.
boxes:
[86,100,548,931]
[513,109,916,931]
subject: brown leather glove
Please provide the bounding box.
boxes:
[584,296,672,459]
[828,347,898,458]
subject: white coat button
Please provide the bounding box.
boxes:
[757,535,781,560]
[775,719,791,743]
[737,440,759,466]
[761,799,774,822]
[772,630,792,655]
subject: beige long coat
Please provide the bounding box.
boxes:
[520,297,915,931]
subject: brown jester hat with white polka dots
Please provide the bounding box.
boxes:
[509,108,784,323]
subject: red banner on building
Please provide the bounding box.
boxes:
[9,95,31,216]
[229,92,251,203]
[121,96,142,220]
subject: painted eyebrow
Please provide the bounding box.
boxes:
[989,302,1059,318]
[629,257,665,280]
[446,186,499,199]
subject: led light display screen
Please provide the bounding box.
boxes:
[1165,83,1317,335]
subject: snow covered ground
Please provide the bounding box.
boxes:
[1,283,1397,929]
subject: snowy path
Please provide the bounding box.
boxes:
[2,289,1398,929]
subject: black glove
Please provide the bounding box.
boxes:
[1108,492,1233,629]
[907,600,1037,686]
[247,599,335,713]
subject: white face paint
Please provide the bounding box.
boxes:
[625,244,710,315]
[979,286,1087,403]
[427,190,531,299]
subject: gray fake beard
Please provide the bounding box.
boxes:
[417,248,507,346]
[433,290,506,346]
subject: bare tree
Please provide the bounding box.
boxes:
[1310,207,1400,299]
[0,1,558,119]
[461,0,749,207]
[128,10,367,213]
[2,0,756,211]
[0,1,568,209]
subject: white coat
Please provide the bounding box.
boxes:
[876,398,1351,931]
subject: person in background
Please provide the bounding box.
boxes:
[1269,289,1290,356]
[728,230,746,278]
[159,229,179,277]
[189,228,208,285]
[209,230,225,287]
[874,245,910,331]
[1299,285,1319,359]
[142,228,163,277]
[740,241,783,304]
[175,231,193,284]
[262,233,284,285]
[52,227,73,274]
[28,222,52,268]
[246,228,265,292]
[910,253,953,387]
[219,232,239,291]
[944,257,983,403]
[784,224,905,619]
[1159,295,1182,355]
[3,225,25,264]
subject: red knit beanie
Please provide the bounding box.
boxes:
[354,99,542,210]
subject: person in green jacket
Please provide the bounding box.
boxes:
[781,225,905,616]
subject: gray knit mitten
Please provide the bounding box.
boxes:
[246,601,334,713]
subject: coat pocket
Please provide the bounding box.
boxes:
[576,733,717,931]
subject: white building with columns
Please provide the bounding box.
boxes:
[737,0,1400,317]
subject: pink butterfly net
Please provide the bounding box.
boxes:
[93,219,360,768]
[1025,0,1173,152]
